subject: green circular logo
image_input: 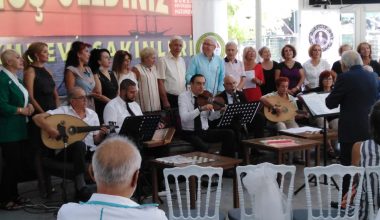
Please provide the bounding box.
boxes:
[195,32,225,57]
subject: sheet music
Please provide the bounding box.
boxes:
[151,128,168,141]
[280,126,322,134]
[244,70,256,88]
[300,92,340,116]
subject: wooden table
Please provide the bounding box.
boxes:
[242,135,321,166]
[151,151,242,208]
[278,129,338,142]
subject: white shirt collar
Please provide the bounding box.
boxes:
[88,193,139,206]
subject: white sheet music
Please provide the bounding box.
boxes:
[300,92,340,116]
[244,70,256,88]
[280,126,322,134]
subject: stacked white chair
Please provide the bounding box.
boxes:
[163,165,224,220]
[228,162,296,220]
[364,166,380,220]
[293,164,365,220]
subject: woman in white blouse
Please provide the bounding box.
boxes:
[132,47,161,112]
[112,50,138,90]
[303,44,331,91]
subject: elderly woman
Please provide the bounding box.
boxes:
[275,44,305,96]
[23,42,59,197]
[258,46,278,95]
[243,46,264,102]
[331,44,352,76]
[357,42,380,76]
[132,47,161,112]
[0,49,34,210]
[303,44,331,90]
[88,48,118,124]
[64,41,102,110]
[112,50,138,88]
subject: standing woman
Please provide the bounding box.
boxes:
[331,44,352,76]
[275,44,305,96]
[112,50,138,88]
[357,42,380,76]
[88,48,118,124]
[242,46,265,102]
[258,46,278,95]
[23,42,59,197]
[303,44,331,91]
[132,47,161,112]
[0,49,34,210]
[64,41,102,110]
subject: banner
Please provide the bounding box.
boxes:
[0,0,193,95]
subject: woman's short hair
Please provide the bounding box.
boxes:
[88,48,110,73]
[357,42,372,59]
[0,49,18,67]
[112,50,132,74]
[140,47,156,63]
[318,70,333,88]
[22,42,48,69]
[242,46,256,62]
[281,44,297,59]
[308,44,322,58]
[258,46,269,57]
[370,101,380,145]
[275,77,289,88]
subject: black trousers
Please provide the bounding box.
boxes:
[167,93,179,108]
[55,141,87,176]
[182,128,236,157]
[340,141,355,196]
[0,141,24,202]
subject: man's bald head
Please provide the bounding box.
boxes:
[224,75,237,93]
[92,136,141,187]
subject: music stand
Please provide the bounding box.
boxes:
[217,102,261,128]
[119,115,161,148]
[295,92,340,194]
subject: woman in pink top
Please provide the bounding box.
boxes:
[243,46,264,102]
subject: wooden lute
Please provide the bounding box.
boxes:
[263,96,299,122]
[41,114,117,149]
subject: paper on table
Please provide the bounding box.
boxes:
[156,155,193,165]
[244,70,256,88]
[300,92,340,116]
[280,126,322,134]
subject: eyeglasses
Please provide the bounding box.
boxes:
[72,96,87,101]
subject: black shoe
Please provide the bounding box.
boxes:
[76,185,96,202]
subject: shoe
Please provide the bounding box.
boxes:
[0,201,22,211]
[76,185,95,202]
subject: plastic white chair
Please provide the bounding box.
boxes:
[163,165,224,220]
[227,162,296,220]
[364,166,380,220]
[294,164,365,220]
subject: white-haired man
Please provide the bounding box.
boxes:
[224,41,246,91]
[157,36,186,109]
[57,136,168,220]
[326,50,378,196]
[186,36,225,95]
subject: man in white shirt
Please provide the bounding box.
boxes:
[224,41,246,91]
[157,36,186,109]
[178,74,236,157]
[57,136,168,220]
[103,79,142,134]
[33,87,108,201]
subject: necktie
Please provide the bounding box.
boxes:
[232,92,239,104]
[126,103,135,116]
[193,96,202,132]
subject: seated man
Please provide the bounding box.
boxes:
[179,74,236,157]
[57,136,168,220]
[103,79,142,134]
[219,75,265,139]
[260,77,300,131]
[33,87,108,201]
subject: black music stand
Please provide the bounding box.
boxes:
[119,115,161,148]
[217,102,261,128]
[294,92,340,194]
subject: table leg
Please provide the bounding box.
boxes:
[152,166,159,203]
[233,168,239,208]
[305,149,310,167]
[189,176,196,209]
[315,144,320,166]
[277,151,282,164]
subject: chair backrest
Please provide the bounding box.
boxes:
[365,166,380,220]
[236,162,296,220]
[163,165,223,220]
[304,164,365,220]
